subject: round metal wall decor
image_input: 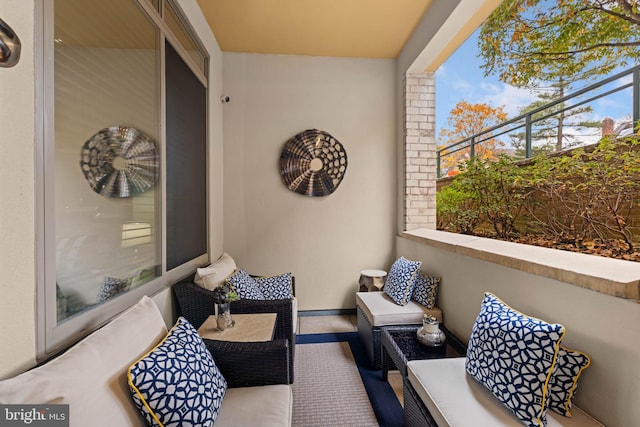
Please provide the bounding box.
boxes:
[279,129,347,197]
[80,126,158,198]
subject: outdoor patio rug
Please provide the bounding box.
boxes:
[294,332,403,427]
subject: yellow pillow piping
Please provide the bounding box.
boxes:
[559,346,591,417]
[538,328,566,426]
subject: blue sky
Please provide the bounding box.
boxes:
[435,30,635,146]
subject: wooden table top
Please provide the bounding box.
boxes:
[197,313,277,342]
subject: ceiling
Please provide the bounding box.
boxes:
[196,0,434,59]
[52,0,502,73]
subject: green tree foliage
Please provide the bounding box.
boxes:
[480,0,640,87]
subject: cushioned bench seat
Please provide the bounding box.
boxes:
[356,291,442,369]
[0,296,294,427]
[216,384,292,427]
[405,358,603,427]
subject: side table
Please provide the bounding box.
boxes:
[358,269,387,292]
[198,313,277,342]
[381,324,467,380]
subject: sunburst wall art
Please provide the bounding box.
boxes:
[279,129,347,197]
[80,126,158,198]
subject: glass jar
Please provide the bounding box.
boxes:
[216,303,233,331]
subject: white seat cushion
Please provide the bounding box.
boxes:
[356,291,442,326]
[0,296,168,427]
[292,296,298,334]
[407,358,603,427]
[216,384,292,427]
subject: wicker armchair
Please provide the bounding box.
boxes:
[203,339,290,388]
[173,278,297,383]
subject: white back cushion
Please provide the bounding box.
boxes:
[0,296,168,427]
[194,252,237,290]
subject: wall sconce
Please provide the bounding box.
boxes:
[121,222,152,248]
[0,18,21,68]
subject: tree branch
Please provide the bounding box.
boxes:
[529,40,640,57]
[613,0,640,26]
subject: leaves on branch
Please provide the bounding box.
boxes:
[480,0,640,86]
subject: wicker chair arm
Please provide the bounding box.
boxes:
[203,338,290,388]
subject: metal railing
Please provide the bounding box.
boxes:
[436,65,640,177]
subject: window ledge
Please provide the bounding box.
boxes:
[402,229,640,302]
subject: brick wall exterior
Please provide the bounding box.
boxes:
[403,72,437,230]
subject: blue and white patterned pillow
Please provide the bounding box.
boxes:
[226,269,264,300]
[383,257,421,306]
[255,273,293,299]
[411,274,440,309]
[548,346,591,417]
[128,317,227,427]
[465,293,565,427]
[96,276,130,303]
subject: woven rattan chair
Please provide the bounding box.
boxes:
[203,339,290,387]
[173,278,297,384]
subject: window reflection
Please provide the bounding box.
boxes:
[163,0,205,73]
[54,0,161,322]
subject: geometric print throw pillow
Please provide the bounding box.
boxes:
[96,276,131,303]
[383,257,422,306]
[128,317,227,427]
[548,346,591,417]
[255,273,293,299]
[226,269,265,300]
[411,273,440,309]
[465,292,566,427]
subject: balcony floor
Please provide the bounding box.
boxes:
[298,314,404,407]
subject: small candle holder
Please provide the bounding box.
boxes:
[417,315,446,348]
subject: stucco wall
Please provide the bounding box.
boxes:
[397,234,640,427]
[0,0,38,378]
[222,53,397,310]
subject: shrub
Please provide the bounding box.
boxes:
[522,135,640,253]
[526,152,589,244]
[438,136,640,256]
[436,183,481,234]
[456,155,531,238]
[577,135,640,252]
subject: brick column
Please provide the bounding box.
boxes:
[403,72,436,231]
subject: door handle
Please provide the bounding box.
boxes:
[0,17,21,68]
